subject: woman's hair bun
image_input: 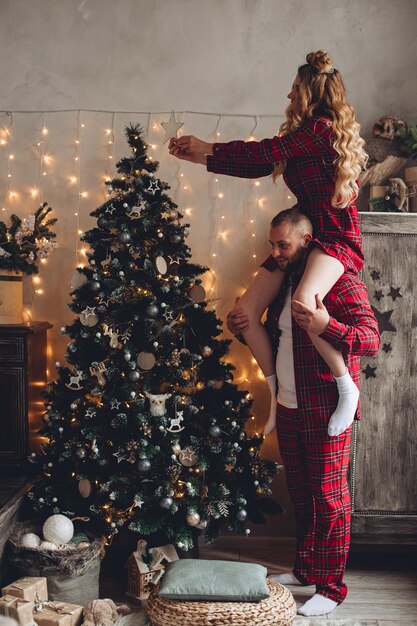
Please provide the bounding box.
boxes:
[306,50,334,74]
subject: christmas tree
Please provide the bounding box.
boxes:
[28,125,281,550]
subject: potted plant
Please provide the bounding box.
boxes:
[0,202,58,323]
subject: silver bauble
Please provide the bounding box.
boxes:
[118,231,132,243]
[209,425,221,437]
[137,459,151,472]
[186,512,201,527]
[145,304,159,318]
[89,280,101,292]
[236,509,248,521]
[128,370,140,382]
[160,496,173,509]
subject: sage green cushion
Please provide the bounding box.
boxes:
[158,559,269,602]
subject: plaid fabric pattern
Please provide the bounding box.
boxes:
[206,116,364,273]
[277,403,352,604]
[262,257,380,438]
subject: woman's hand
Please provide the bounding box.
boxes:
[168,135,214,165]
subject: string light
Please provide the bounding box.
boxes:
[0,107,286,397]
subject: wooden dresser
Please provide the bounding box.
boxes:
[350,213,417,543]
[0,322,52,469]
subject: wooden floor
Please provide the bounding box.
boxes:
[100,535,417,624]
[198,537,417,625]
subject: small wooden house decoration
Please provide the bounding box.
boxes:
[125,539,179,600]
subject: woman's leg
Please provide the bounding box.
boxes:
[292,248,359,436]
[235,267,285,434]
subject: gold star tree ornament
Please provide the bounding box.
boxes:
[160,111,184,144]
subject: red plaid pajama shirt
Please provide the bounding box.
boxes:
[207,114,364,274]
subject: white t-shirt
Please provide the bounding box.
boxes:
[276,285,298,408]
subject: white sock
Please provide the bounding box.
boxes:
[297,593,338,616]
[264,375,277,435]
[328,369,359,437]
[268,572,306,585]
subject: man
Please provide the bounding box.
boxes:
[227,207,380,617]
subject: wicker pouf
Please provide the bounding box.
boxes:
[147,579,297,626]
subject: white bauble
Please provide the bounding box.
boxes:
[43,514,74,544]
[21,533,41,549]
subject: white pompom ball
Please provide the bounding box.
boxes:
[43,514,74,544]
[21,533,41,549]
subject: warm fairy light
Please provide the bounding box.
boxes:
[30,188,39,197]
[75,140,80,145]
[217,132,220,136]
[43,155,51,164]
[221,215,225,219]
[81,123,85,128]
[78,229,83,235]
[218,192,224,198]
[185,208,192,215]
[80,192,88,198]
[33,276,41,284]
[9,191,17,199]
[41,126,48,135]
[255,181,260,186]
[105,129,112,135]
[40,258,47,264]
[252,254,257,258]
[69,176,77,184]
[35,289,44,294]
[81,248,88,255]
[0,139,6,145]
[9,154,14,159]
[212,253,217,257]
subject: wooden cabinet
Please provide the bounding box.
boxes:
[0,322,52,469]
[350,214,417,543]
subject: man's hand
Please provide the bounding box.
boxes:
[291,294,330,334]
[226,301,250,335]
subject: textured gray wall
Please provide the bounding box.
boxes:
[1,0,416,126]
[0,0,416,538]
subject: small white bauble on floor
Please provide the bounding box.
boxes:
[43,514,74,544]
[21,533,41,549]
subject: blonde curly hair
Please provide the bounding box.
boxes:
[273,50,368,208]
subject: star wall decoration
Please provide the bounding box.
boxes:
[388,286,402,301]
[161,111,184,144]
[85,408,96,419]
[374,290,384,302]
[370,269,381,281]
[371,305,396,334]
[382,343,392,353]
[362,364,377,379]
[168,255,181,266]
[110,399,121,410]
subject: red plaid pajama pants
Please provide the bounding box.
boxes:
[276,403,352,604]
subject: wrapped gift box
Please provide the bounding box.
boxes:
[35,602,83,626]
[2,577,48,603]
[0,594,34,626]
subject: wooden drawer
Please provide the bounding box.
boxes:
[0,338,25,362]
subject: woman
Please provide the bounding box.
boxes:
[169,50,368,440]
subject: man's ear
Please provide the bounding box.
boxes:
[303,233,313,247]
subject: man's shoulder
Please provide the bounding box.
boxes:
[327,272,368,302]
